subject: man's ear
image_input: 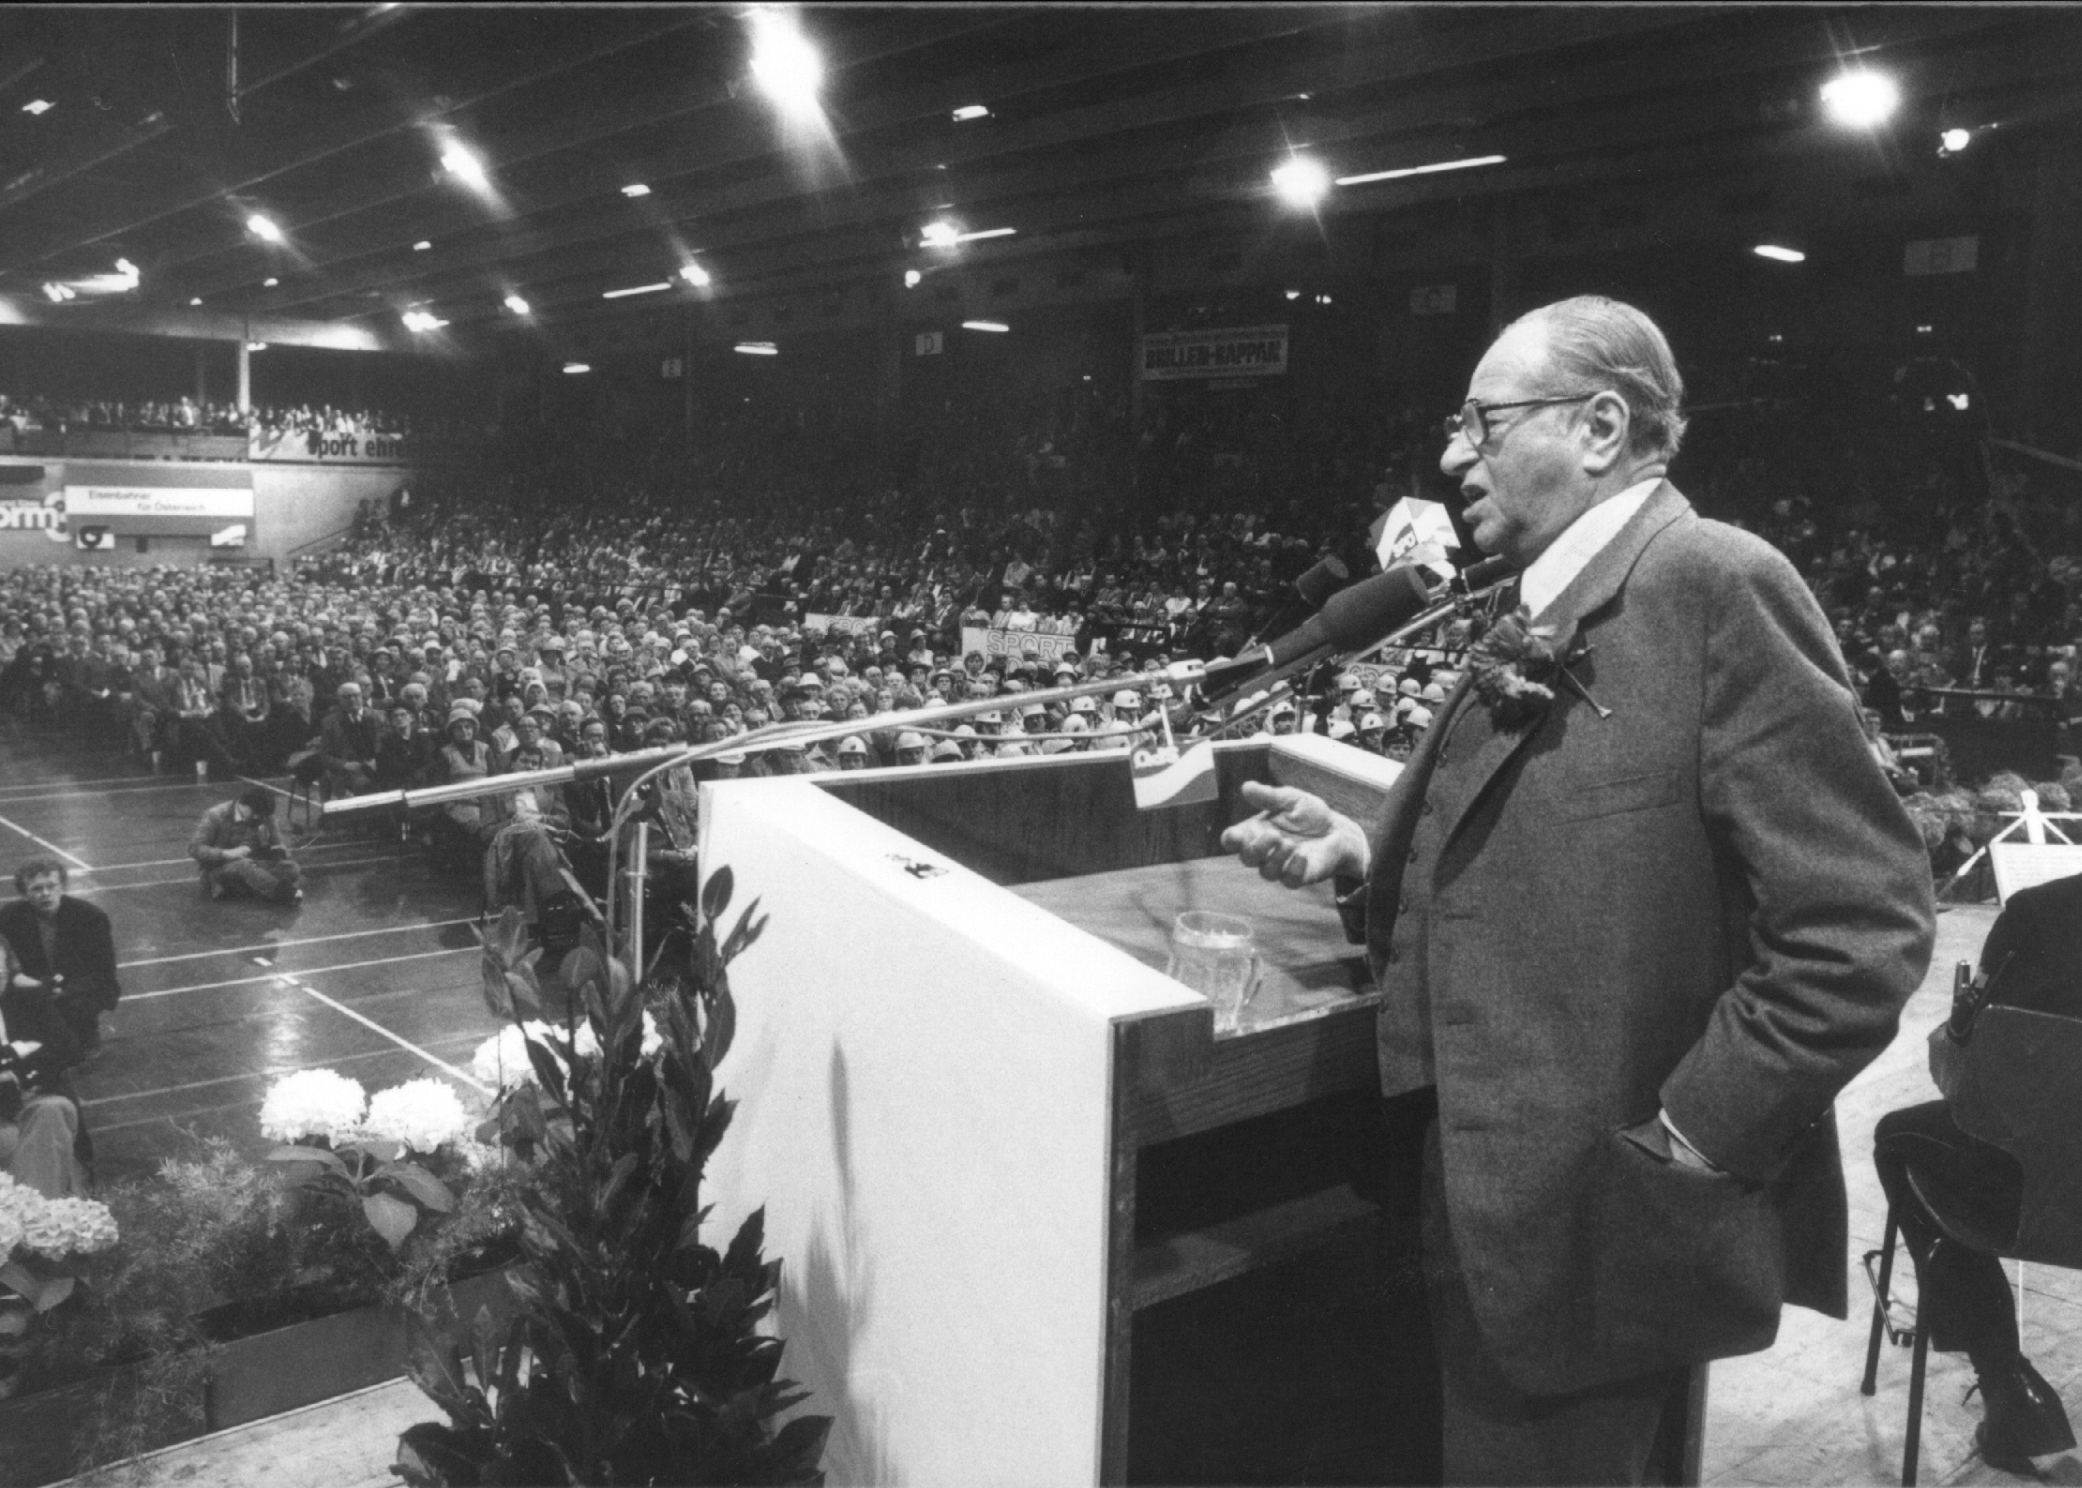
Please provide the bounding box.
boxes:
[1580,391,1632,476]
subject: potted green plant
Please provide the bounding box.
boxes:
[393,871,830,1485]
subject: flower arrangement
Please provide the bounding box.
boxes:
[0,1172,119,1312]
[259,1070,485,1250]
[257,1068,368,1144]
[1467,605,1604,731]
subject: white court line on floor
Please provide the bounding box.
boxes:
[0,769,179,794]
[0,777,227,805]
[80,838,376,875]
[120,917,476,969]
[82,1034,490,1123]
[122,945,474,1002]
[265,959,492,1093]
[74,855,397,896]
[0,810,92,872]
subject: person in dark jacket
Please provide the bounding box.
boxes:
[0,858,119,1058]
[1872,871,2082,1471]
[0,941,87,1199]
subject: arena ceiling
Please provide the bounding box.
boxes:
[0,5,2076,351]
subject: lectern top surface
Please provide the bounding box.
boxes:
[1011,857,1377,1037]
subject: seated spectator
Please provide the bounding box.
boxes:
[0,860,119,1059]
[189,786,303,906]
[319,682,382,798]
[0,946,87,1199]
[1872,870,2081,1471]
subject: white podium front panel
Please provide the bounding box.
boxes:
[700,778,1200,1487]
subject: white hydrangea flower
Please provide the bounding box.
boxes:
[18,1196,118,1258]
[258,1068,369,1143]
[470,1019,610,1090]
[0,1205,23,1259]
[362,1078,472,1155]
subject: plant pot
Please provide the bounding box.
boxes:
[0,1364,205,1488]
[204,1265,516,1431]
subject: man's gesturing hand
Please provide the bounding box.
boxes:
[1221,781,1370,888]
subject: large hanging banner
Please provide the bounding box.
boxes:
[1138,324,1289,381]
[250,428,466,464]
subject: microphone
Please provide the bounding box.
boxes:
[1210,565,1436,680]
[1243,555,1350,650]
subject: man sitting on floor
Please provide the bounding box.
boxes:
[0,859,120,1058]
[189,786,303,905]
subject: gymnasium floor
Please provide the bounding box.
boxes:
[0,729,497,1185]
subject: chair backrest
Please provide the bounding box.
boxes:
[1948,1005,2082,1267]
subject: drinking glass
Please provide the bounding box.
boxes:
[1166,910,1262,1034]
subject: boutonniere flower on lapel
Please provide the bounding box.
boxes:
[1467,607,1608,731]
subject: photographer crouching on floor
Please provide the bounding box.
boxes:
[189,785,304,906]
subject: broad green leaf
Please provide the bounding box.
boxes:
[700,864,733,922]
[364,1190,420,1248]
[383,1161,457,1213]
[265,1143,349,1174]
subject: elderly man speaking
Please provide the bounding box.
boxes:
[1222,296,1934,1484]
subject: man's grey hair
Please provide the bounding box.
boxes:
[1511,295,1688,460]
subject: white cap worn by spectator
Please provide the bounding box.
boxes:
[1336,672,1361,695]
[1405,705,1435,729]
[1358,711,1387,733]
[1328,718,1358,741]
[837,735,869,758]
[930,739,964,762]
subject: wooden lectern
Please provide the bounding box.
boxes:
[698,736,1405,1486]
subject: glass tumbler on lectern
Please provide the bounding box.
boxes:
[1166,910,1262,1034]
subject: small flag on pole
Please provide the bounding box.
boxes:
[1370,497,1459,583]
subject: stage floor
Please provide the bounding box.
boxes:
[0,728,498,1185]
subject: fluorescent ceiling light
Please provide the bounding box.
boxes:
[679,262,711,288]
[621,183,652,198]
[1270,156,1331,208]
[246,342,267,352]
[245,213,285,244]
[951,104,990,122]
[20,100,52,117]
[1752,244,1806,263]
[562,362,591,374]
[1334,154,1507,187]
[440,143,491,192]
[189,297,203,307]
[961,320,1010,333]
[734,342,779,356]
[602,281,673,299]
[413,240,432,251]
[263,277,279,287]
[956,226,1015,243]
[503,294,531,316]
[1821,70,1900,128]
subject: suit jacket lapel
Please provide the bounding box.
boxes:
[1441,482,1691,850]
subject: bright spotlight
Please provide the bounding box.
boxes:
[961,320,1010,333]
[679,262,712,288]
[246,342,267,352]
[1940,127,1972,154]
[1270,156,1332,209]
[562,362,591,375]
[400,309,448,332]
[263,277,279,288]
[920,220,960,248]
[1753,244,1806,263]
[20,100,52,117]
[189,297,203,307]
[748,9,823,113]
[440,143,492,192]
[413,240,432,252]
[734,342,779,356]
[1821,70,1900,128]
[1284,289,1300,300]
[245,213,285,244]
[951,104,991,123]
[503,294,532,316]
[621,183,652,198]
[904,269,922,289]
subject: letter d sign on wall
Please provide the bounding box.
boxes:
[914,331,943,356]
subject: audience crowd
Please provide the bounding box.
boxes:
[0,392,470,444]
[0,369,2076,927]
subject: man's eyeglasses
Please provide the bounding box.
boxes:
[1442,393,1601,447]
